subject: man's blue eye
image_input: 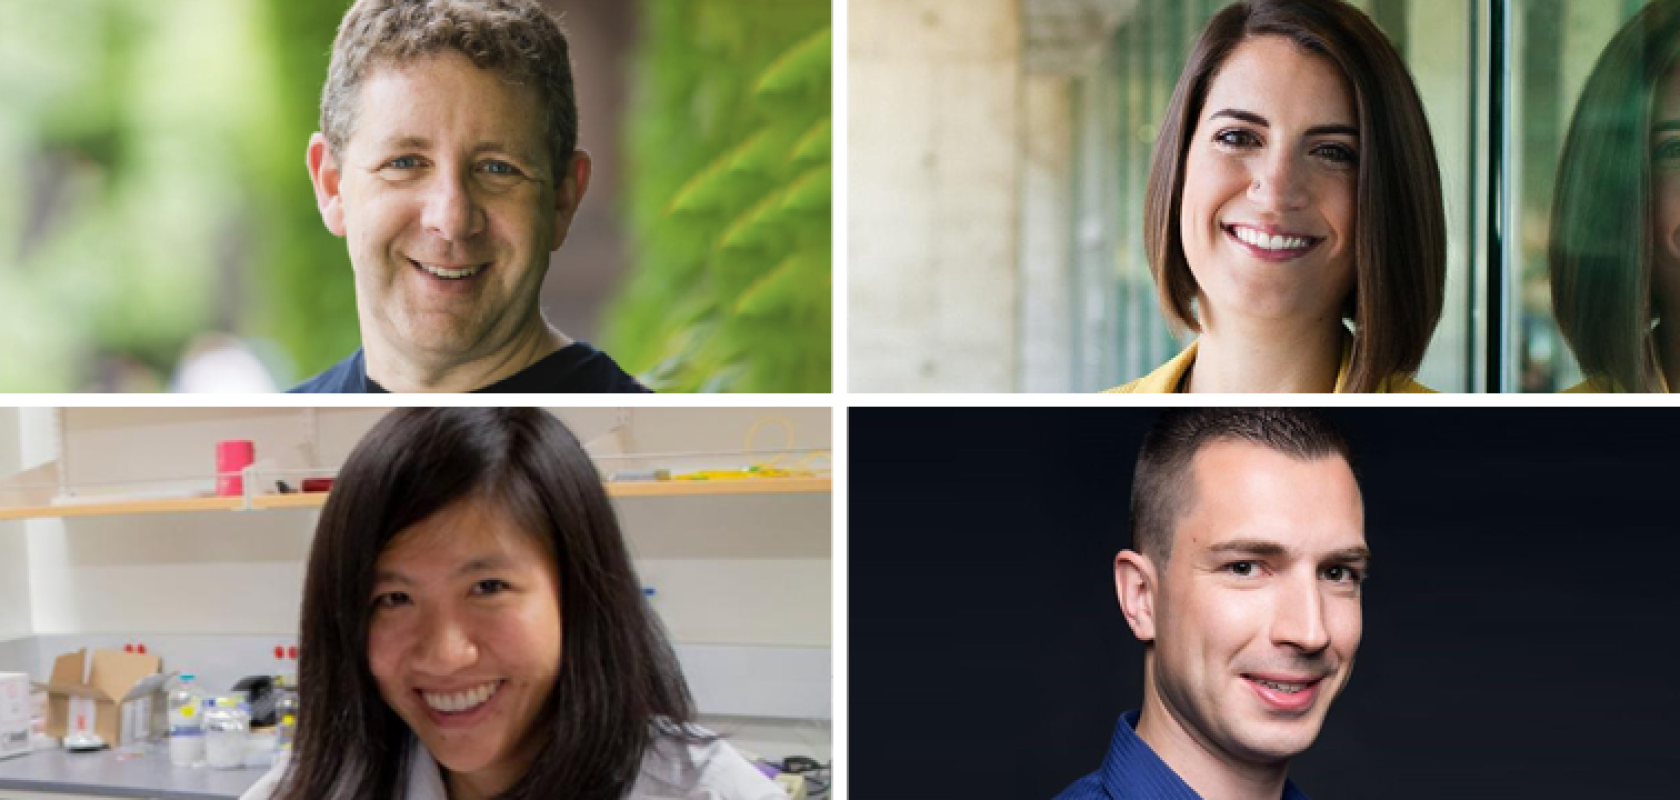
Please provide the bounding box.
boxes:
[483,161,517,175]
[387,157,419,169]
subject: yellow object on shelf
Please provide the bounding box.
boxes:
[671,465,819,481]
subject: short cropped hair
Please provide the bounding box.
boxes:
[1130,408,1352,564]
[1145,0,1445,393]
[278,408,701,800]
[321,0,578,182]
[1549,0,1680,392]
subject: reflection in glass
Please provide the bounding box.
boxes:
[1549,0,1680,392]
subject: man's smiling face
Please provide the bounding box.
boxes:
[1148,440,1366,766]
[313,49,584,367]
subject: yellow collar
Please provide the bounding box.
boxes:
[1105,338,1433,393]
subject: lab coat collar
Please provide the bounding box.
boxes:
[402,737,449,800]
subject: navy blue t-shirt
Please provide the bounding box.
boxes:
[290,342,650,393]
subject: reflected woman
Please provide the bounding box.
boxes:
[1105,0,1445,393]
[1549,0,1680,392]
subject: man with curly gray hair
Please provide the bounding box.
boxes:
[296,0,647,393]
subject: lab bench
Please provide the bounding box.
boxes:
[0,747,263,800]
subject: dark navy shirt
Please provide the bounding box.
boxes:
[1052,710,1311,800]
[289,342,651,393]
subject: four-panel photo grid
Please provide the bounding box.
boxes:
[0,1,1675,799]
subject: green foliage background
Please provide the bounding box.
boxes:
[0,0,351,391]
[603,0,833,392]
[0,0,831,392]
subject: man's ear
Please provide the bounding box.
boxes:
[550,149,593,252]
[1115,549,1159,643]
[307,132,347,237]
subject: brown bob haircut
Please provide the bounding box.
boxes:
[1145,0,1446,393]
[1548,0,1680,392]
[1130,407,1354,565]
[276,408,701,800]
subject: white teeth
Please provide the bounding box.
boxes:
[1232,226,1310,251]
[422,680,500,713]
[1257,679,1307,694]
[415,261,483,280]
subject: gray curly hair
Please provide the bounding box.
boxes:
[320,0,578,182]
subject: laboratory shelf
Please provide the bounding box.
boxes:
[0,478,832,521]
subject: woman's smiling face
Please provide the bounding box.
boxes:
[1179,35,1360,330]
[367,495,562,793]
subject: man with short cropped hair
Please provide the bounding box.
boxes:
[1054,408,1367,800]
[295,0,646,393]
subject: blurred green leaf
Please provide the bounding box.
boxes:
[754,28,832,99]
[789,117,832,167]
[605,0,831,392]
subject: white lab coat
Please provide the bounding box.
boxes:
[240,733,788,800]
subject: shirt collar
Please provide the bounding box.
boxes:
[1097,710,1311,800]
[403,737,449,800]
[1127,342,1199,393]
[1133,337,1360,394]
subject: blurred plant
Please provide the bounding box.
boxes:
[0,0,349,391]
[605,0,832,392]
[256,0,364,381]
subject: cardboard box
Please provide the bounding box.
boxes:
[34,649,168,748]
[0,672,29,760]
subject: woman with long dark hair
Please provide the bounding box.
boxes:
[240,408,782,800]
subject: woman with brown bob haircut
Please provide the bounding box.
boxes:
[1550,0,1680,392]
[1106,0,1445,393]
[241,408,783,800]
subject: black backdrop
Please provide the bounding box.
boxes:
[850,408,1680,799]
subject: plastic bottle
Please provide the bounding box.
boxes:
[274,676,299,756]
[166,675,205,767]
[204,697,250,770]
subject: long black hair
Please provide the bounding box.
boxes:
[276,408,700,800]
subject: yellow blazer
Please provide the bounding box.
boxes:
[1103,339,1434,393]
